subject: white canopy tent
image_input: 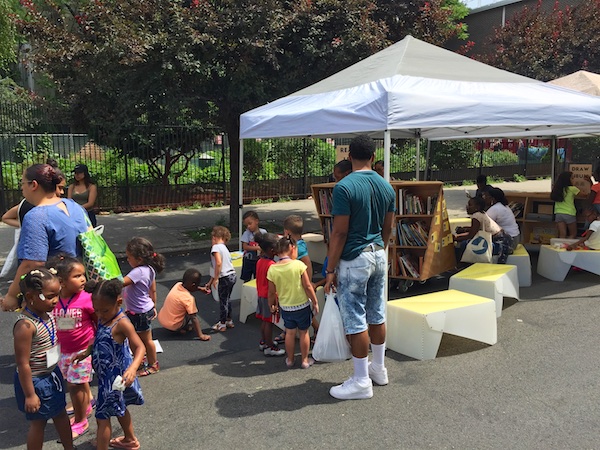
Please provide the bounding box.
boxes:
[238,35,600,230]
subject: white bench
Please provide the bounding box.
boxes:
[449,263,519,317]
[506,244,532,287]
[537,244,600,281]
[386,290,497,360]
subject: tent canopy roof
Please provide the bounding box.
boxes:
[548,70,600,97]
[240,36,600,141]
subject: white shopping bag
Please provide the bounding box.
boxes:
[312,294,352,362]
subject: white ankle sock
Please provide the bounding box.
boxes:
[353,356,369,380]
[371,343,386,368]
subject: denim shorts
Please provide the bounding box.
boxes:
[126,308,155,332]
[15,366,66,421]
[555,213,576,224]
[337,249,387,335]
[281,304,312,331]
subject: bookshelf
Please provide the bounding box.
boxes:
[311,181,456,285]
[504,192,588,245]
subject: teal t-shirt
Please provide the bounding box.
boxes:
[331,170,396,261]
[554,185,579,215]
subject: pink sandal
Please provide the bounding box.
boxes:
[109,436,141,450]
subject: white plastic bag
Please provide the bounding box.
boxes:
[312,294,352,362]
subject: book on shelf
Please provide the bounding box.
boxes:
[427,195,438,215]
[322,217,333,243]
[396,220,429,246]
[403,193,425,214]
[318,189,333,215]
[397,189,403,215]
[398,254,420,278]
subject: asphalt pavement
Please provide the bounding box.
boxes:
[4,178,600,449]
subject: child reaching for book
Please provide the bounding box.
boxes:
[268,236,319,369]
[76,278,145,450]
[48,254,96,440]
[158,268,211,341]
[123,237,166,377]
[13,268,75,450]
[206,226,237,331]
[254,232,285,356]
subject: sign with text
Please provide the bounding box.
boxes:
[569,164,592,196]
[336,145,349,163]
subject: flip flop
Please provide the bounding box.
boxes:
[109,436,141,450]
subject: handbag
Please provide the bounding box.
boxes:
[312,293,352,362]
[461,218,493,264]
[78,221,123,282]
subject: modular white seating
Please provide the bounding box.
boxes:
[448,263,519,317]
[386,290,497,360]
[506,244,532,287]
[537,244,600,281]
[303,233,328,264]
[239,280,325,335]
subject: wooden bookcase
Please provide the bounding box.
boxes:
[311,181,456,283]
[505,192,588,245]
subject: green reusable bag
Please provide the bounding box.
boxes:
[78,224,123,282]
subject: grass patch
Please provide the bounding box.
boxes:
[513,174,527,182]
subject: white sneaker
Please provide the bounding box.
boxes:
[329,377,373,400]
[368,362,389,386]
[264,346,285,356]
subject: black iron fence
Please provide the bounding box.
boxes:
[0,129,558,215]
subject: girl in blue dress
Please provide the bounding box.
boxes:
[75,278,144,450]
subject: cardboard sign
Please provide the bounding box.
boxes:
[569,164,592,195]
[336,145,349,163]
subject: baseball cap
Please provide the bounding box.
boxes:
[73,164,88,173]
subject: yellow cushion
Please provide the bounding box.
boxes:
[511,244,529,257]
[243,278,257,288]
[452,263,514,280]
[388,290,492,314]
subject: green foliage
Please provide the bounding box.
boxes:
[570,137,600,165]
[471,150,518,167]
[477,0,600,80]
[0,0,17,71]
[0,77,38,132]
[513,174,526,182]
[429,140,477,170]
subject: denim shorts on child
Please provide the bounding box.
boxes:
[281,303,312,330]
[337,248,387,335]
[14,366,66,421]
[555,213,577,224]
[126,308,156,332]
[58,350,93,384]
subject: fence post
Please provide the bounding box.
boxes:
[302,138,308,199]
[0,149,5,214]
[221,134,226,204]
[123,138,131,212]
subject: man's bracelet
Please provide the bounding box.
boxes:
[326,268,336,274]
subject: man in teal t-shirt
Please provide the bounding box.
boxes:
[325,135,395,401]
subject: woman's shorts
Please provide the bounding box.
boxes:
[14,366,66,421]
[126,308,155,332]
[281,305,312,331]
[58,351,93,384]
[555,213,577,224]
[256,296,277,323]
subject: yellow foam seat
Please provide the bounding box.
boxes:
[386,290,497,360]
[448,263,520,317]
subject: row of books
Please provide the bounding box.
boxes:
[397,190,438,215]
[322,217,333,243]
[397,253,422,279]
[318,189,333,215]
[396,220,429,247]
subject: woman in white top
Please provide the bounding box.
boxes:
[483,188,520,250]
[454,196,512,263]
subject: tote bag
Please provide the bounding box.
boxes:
[78,223,123,282]
[312,294,352,362]
[461,219,493,264]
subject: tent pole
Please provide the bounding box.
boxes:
[415,132,421,181]
[551,136,557,186]
[425,140,431,181]
[384,130,391,181]
[238,139,244,252]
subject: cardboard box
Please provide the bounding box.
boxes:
[530,227,558,245]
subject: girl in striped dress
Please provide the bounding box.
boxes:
[13,268,75,449]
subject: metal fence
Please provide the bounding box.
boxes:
[0,130,556,215]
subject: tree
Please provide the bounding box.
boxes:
[476,0,600,81]
[0,0,18,71]
[17,0,471,230]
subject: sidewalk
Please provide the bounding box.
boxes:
[0,179,551,261]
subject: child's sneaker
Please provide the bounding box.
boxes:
[259,340,269,351]
[225,319,235,328]
[212,322,227,332]
[264,345,285,356]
